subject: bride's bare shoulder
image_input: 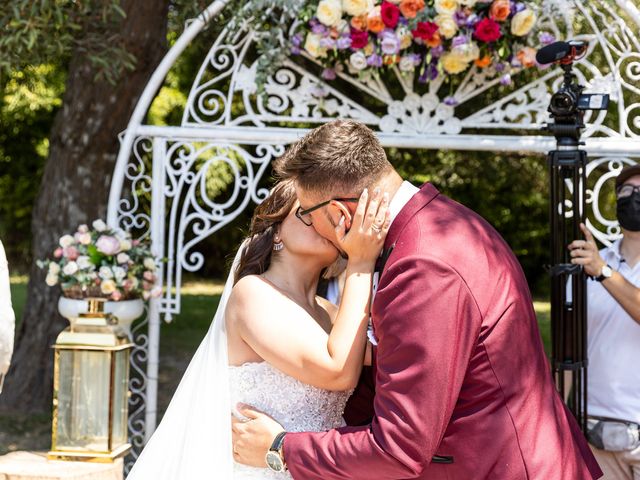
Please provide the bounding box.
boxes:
[227,275,282,321]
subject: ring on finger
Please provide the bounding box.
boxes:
[371,224,382,233]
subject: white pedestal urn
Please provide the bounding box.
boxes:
[58,296,145,338]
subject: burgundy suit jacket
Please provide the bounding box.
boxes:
[284,183,602,479]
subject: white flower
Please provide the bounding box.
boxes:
[349,51,368,70]
[399,55,417,72]
[48,262,61,275]
[435,14,459,39]
[316,0,343,27]
[113,266,127,282]
[435,0,458,15]
[304,33,327,58]
[116,252,130,264]
[459,0,476,6]
[75,232,92,245]
[100,279,117,295]
[452,41,480,62]
[143,257,157,271]
[150,286,163,298]
[63,262,79,276]
[45,273,59,286]
[119,239,132,251]
[342,0,373,16]
[59,234,75,248]
[99,266,114,279]
[77,256,93,270]
[92,219,107,232]
[77,224,89,233]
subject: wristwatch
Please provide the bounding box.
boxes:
[596,264,613,282]
[265,431,287,472]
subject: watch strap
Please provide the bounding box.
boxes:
[270,431,287,453]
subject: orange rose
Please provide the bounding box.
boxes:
[489,0,510,22]
[399,0,425,19]
[350,14,367,30]
[474,55,492,68]
[367,7,385,33]
[516,47,536,67]
[425,31,442,48]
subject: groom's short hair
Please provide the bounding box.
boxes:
[274,120,391,195]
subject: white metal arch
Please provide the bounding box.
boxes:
[107,0,640,465]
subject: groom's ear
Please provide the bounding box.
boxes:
[330,200,353,230]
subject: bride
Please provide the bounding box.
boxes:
[127,179,390,479]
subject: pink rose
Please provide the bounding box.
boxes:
[54,247,63,258]
[96,235,121,256]
[111,290,123,301]
[350,29,369,49]
[63,246,79,261]
[143,271,156,282]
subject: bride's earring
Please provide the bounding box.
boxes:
[273,238,284,251]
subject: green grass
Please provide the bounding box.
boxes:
[9,277,554,356]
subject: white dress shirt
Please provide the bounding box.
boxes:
[0,240,15,393]
[587,239,640,423]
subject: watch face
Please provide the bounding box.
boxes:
[266,451,284,472]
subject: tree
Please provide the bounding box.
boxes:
[0,0,173,413]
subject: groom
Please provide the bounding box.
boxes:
[232,120,602,479]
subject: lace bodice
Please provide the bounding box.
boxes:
[229,362,352,479]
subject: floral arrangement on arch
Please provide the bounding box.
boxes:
[38,220,162,301]
[292,0,553,87]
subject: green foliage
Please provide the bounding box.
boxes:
[0,65,66,269]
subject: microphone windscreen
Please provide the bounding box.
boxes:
[536,41,570,64]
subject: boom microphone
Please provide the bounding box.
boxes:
[536,40,588,65]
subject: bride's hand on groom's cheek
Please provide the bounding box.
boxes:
[231,403,285,467]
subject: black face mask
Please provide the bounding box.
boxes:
[617,191,640,232]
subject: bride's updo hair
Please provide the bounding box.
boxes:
[234,180,297,284]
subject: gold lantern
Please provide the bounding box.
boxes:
[49,298,133,462]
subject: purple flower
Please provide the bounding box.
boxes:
[538,31,556,45]
[444,96,458,106]
[336,36,352,50]
[291,46,301,55]
[454,10,468,27]
[431,45,445,57]
[452,35,468,48]
[466,13,479,28]
[514,2,526,13]
[291,33,303,47]
[321,68,337,80]
[428,63,439,80]
[500,73,512,85]
[494,62,506,72]
[367,54,383,67]
[311,22,327,35]
[320,37,337,49]
[379,29,401,55]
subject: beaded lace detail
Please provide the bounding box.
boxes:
[229,362,352,479]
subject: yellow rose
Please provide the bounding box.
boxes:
[435,0,458,15]
[435,14,458,39]
[304,33,327,58]
[342,0,373,16]
[441,51,470,74]
[511,9,537,36]
[363,41,375,55]
[317,0,343,27]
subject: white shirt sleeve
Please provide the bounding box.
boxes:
[0,240,15,393]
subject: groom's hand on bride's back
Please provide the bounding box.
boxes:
[231,403,285,468]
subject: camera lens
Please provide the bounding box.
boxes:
[550,89,577,116]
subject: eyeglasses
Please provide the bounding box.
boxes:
[617,184,640,198]
[295,197,359,226]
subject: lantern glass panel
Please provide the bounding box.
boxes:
[110,350,129,447]
[56,349,111,451]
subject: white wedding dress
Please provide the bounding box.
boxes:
[127,243,352,479]
[230,362,351,479]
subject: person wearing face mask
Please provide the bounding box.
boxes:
[568,164,640,479]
